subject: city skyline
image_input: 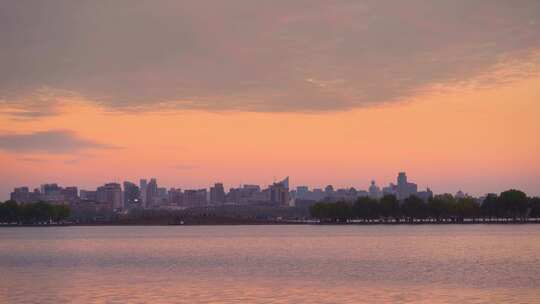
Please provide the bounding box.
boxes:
[2,167,539,201]
[8,172,518,209]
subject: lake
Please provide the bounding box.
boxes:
[1,225,539,303]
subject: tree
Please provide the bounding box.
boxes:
[481,193,499,219]
[402,195,428,223]
[334,201,352,223]
[52,204,71,223]
[1,200,20,224]
[379,194,400,221]
[529,197,540,219]
[309,201,353,223]
[499,190,528,220]
[353,197,379,222]
[429,194,455,222]
[456,197,480,222]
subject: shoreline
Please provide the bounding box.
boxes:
[1,220,540,227]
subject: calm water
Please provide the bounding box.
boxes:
[1,225,539,303]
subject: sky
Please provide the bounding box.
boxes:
[1,0,540,199]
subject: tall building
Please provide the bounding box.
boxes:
[183,189,207,207]
[97,183,123,210]
[396,172,418,201]
[168,188,183,206]
[146,178,158,206]
[269,177,289,206]
[210,183,225,204]
[61,187,79,203]
[296,186,309,200]
[281,176,289,189]
[157,187,168,205]
[123,181,140,208]
[10,187,30,203]
[10,187,41,204]
[80,190,97,201]
[368,181,382,199]
[40,183,63,202]
[139,179,148,208]
[382,183,397,197]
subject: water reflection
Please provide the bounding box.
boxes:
[1,225,539,303]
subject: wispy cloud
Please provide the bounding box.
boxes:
[17,157,47,163]
[0,130,119,154]
[1,1,539,113]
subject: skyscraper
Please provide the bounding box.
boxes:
[123,181,140,208]
[368,181,382,199]
[147,178,158,206]
[97,183,123,210]
[210,183,226,204]
[269,177,290,206]
[140,179,148,208]
[396,172,418,201]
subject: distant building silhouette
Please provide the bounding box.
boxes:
[210,183,226,204]
[146,178,158,206]
[183,189,207,207]
[123,181,140,208]
[369,180,382,199]
[396,172,418,201]
[97,183,123,210]
[139,179,148,208]
[269,177,290,206]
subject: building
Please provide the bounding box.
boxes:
[183,189,207,207]
[123,181,140,208]
[10,187,40,204]
[139,179,148,208]
[324,185,334,198]
[61,187,79,203]
[40,183,64,202]
[269,177,289,206]
[97,183,123,210]
[225,185,264,205]
[396,172,418,201]
[168,188,183,206]
[295,186,309,200]
[368,181,382,200]
[146,178,158,206]
[382,183,397,197]
[210,183,225,204]
[417,188,434,202]
[80,190,97,201]
[156,187,169,205]
[455,190,467,199]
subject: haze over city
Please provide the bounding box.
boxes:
[1,1,540,200]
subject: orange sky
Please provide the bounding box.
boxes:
[1,74,539,199]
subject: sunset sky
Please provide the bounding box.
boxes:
[1,1,540,199]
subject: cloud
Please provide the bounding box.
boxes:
[0,87,76,119]
[1,0,540,113]
[0,130,119,154]
[17,157,46,163]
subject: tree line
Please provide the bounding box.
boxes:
[310,189,540,223]
[0,200,71,225]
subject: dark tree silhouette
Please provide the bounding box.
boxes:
[402,195,428,223]
[353,197,379,222]
[499,190,528,220]
[379,194,400,222]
